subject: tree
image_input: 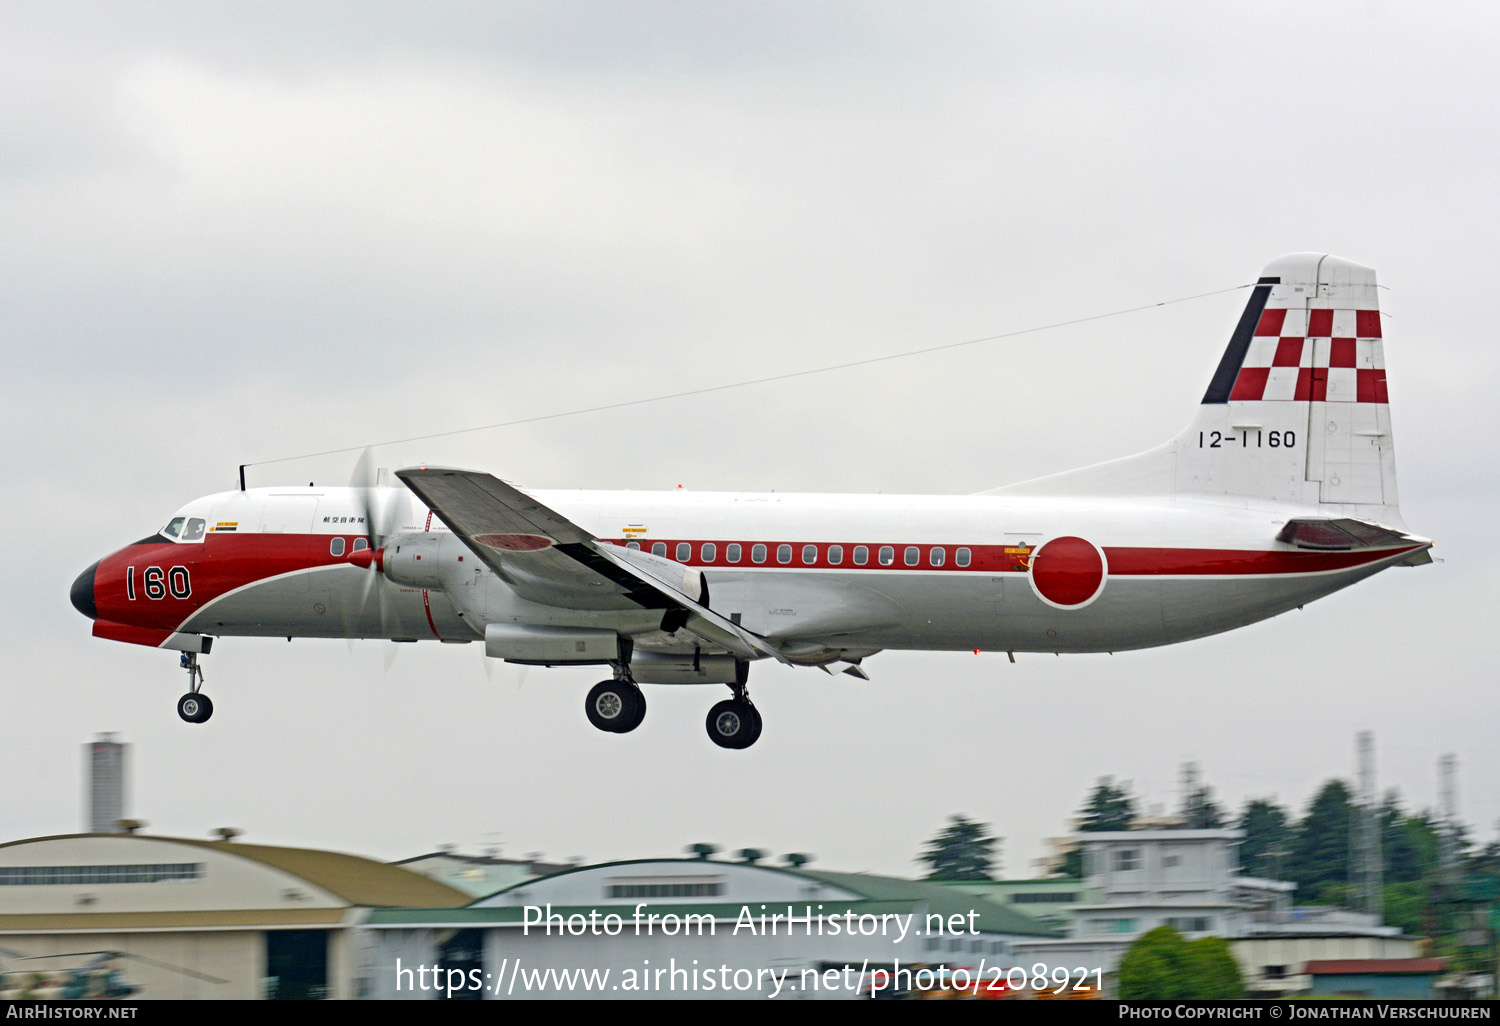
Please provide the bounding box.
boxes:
[1237,798,1292,878]
[1287,780,1356,903]
[918,815,1000,881]
[1181,784,1227,829]
[1186,936,1245,999]
[1053,846,1084,879]
[1118,926,1193,999]
[1078,777,1137,832]
[1119,927,1245,999]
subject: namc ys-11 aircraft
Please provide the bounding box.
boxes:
[70,254,1432,748]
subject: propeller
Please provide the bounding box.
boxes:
[343,447,395,652]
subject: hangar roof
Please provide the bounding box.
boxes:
[367,858,1060,937]
[0,834,469,912]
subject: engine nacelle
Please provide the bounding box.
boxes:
[383,531,465,590]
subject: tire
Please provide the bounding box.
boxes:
[617,686,647,733]
[585,681,641,733]
[706,699,761,749]
[177,693,213,724]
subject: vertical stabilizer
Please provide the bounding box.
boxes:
[1182,253,1399,519]
[992,254,1405,525]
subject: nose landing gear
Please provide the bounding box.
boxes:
[176,652,213,724]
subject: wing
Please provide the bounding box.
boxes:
[395,467,789,663]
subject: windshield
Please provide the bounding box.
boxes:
[162,516,206,542]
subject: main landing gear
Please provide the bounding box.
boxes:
[705,679,761,750]
[176,652,213,724]
[582,659,764,748]
[585,669,646,735]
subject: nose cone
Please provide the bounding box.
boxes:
[71,561,99,620]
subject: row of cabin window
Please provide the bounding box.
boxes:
[627,541,973,568]
[328,537,372,557]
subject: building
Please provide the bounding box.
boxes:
[939,878,1084,932]
[1304,958,1448,999]
[0,834,468,999]
[84,734,127,835]
[394,850,570,898]
[359,856,1063,999]
[1009,830,1421,996]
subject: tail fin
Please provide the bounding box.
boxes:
[992,254,1405,523]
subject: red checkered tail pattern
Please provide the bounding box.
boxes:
[992,254,1405,525]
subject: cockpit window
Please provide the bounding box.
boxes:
[181,518,206,542]
[163,517,185,540]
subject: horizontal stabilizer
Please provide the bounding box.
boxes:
[1276,517,1430,559]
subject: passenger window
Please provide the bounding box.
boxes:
[956,547,972,567]
[702,542,717,562]
[182,518,206,542]
[163,517,185,540]
[853,545,869,565]
[352,537,369,551]
[904,546,919,566]
[727,543,742,563]
[652,542,667,557]
[802,544,817,564]
[879,545,895,566]
[828,545,843,565]
[931,547,945,567]
[752,544,767,564]
[330,537,346,557]
[777,544,792,565]
[626,541,640,550]
[676,542,691,562]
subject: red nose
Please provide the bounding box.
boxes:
[348,547,384,572]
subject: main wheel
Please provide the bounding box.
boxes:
[177,693,213,724]
[706,699,762,749]
[617,686,646,733]
[585,681,645,734]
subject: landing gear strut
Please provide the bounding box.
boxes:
[585,661,645,734]
[176,652,213,724]
[705,672,761,750]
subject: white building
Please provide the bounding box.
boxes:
[1010,830,1417,994]
[360,857,1062,1000]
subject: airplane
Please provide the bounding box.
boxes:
[69,254,1432,749]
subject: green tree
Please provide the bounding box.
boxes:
[918,815,1000,881]
[1181,784,1226,829]
[1079,777,1137,832]
[1054,846,1084,879]
[1287,780,1356,903]
[1237,798,1292,878]
[1118,926,1193,999]
[1186,936,1245,998]
[1380,794,1441,884]
[1119,927,1245,999]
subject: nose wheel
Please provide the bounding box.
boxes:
[176,652,213,724]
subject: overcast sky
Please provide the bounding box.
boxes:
[3,2,1496,880]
